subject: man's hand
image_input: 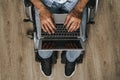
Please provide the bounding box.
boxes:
[39,9,56,34]
[31,0,56,34]
[64,0,89,32]
[64,12,82,32]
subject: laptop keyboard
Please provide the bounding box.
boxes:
[41,24,80,38]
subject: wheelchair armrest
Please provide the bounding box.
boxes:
[23,0,34,22]
[87,0,99,24]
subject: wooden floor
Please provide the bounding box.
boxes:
[0,0,120,80]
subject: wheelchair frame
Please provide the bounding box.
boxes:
[23,0,99,63]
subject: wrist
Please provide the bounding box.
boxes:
[70,8,83,19]
[31,0,47,14]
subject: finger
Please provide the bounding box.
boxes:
[68,22,76,32]
[48,20,56,33]
[75,21,81,31]
[44,24,51,34]
[75,24,80,31]
[66,20,73,31]
[72,23,78,32]
[46,22,55,34]
[47,22,54,34]
[71,23,78,32]
[64,15,71,26]
[43,24,48,33]
[70,23,78,32]
[42,24,47,32]
[49,21,56,30]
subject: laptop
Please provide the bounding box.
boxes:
[37,14,85,51]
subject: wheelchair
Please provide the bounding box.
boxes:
[23,0,99,64]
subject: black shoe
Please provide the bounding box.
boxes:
[40,57,52,76]
[65,59,76,77]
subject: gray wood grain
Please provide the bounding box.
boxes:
[0,0,120,80]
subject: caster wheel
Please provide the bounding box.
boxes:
[26,30,34,39]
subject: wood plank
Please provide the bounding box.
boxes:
[0,0,120,80]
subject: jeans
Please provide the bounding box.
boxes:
[38,0,87,62]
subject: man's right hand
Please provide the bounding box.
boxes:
[39,9,56,34]
[31,0,56,34]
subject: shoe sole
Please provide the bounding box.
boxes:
[39,64,53,78]
[64,64,77,78]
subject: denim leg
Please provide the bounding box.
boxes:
[66,51,82,62]
[61,0,78,12]
[38,51,53,59]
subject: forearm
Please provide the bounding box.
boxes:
[71,0,89,18]
[30,0,48,14]
[75,0,89,12]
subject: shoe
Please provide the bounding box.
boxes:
[40,57,52,77]
[64,59,76,77]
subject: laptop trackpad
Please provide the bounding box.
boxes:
[41,40,82,49]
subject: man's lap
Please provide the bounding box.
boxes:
[41,0,78,13]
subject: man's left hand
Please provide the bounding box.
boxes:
[64,12,82,32]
